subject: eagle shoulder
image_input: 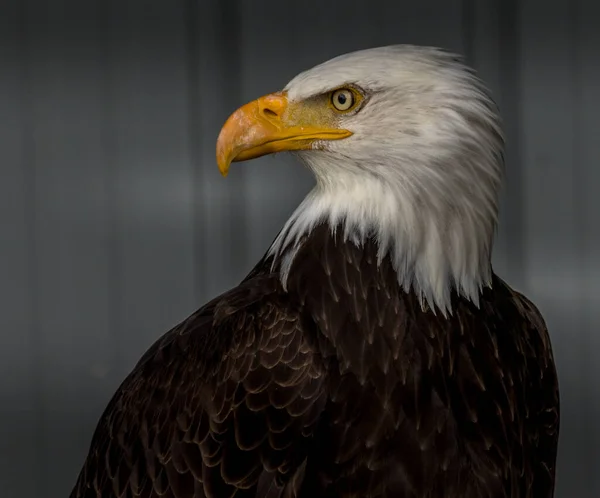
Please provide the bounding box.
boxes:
[70,274,327,498]
[497,279,561,496]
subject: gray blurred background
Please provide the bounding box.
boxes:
[0,0,598,496]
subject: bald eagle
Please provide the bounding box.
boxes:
[71,46,559,498]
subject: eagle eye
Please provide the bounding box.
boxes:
[330,88,359,112]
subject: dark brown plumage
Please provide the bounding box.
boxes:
[70,223,559,498]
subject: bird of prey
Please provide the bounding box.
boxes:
[70,45,560,498]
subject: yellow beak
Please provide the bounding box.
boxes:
[216,92,352,177]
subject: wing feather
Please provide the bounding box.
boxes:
[70,275,326,498]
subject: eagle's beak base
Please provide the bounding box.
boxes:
[215,92,352,177]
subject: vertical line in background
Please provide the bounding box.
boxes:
[461,0,476,65]
[102,0,121,377]
[184,0,205,303]
[18,0,43,494]
[217,0,247,276]
[497,0,524,285]
[569,0,589,478]
[187,0,246,295]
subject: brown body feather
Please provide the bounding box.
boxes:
[70,223,559,497]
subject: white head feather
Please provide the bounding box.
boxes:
[266,45,504,315]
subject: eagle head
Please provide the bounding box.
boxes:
[216,45,505,315]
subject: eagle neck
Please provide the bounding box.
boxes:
[266,175,494,316]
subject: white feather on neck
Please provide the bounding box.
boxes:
[266,45,504,316]
[267,161,495,316]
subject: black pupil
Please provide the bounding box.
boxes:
[337,92,348,106]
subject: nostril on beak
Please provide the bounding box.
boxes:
[258,93,287,120]
[262,107,278,118]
